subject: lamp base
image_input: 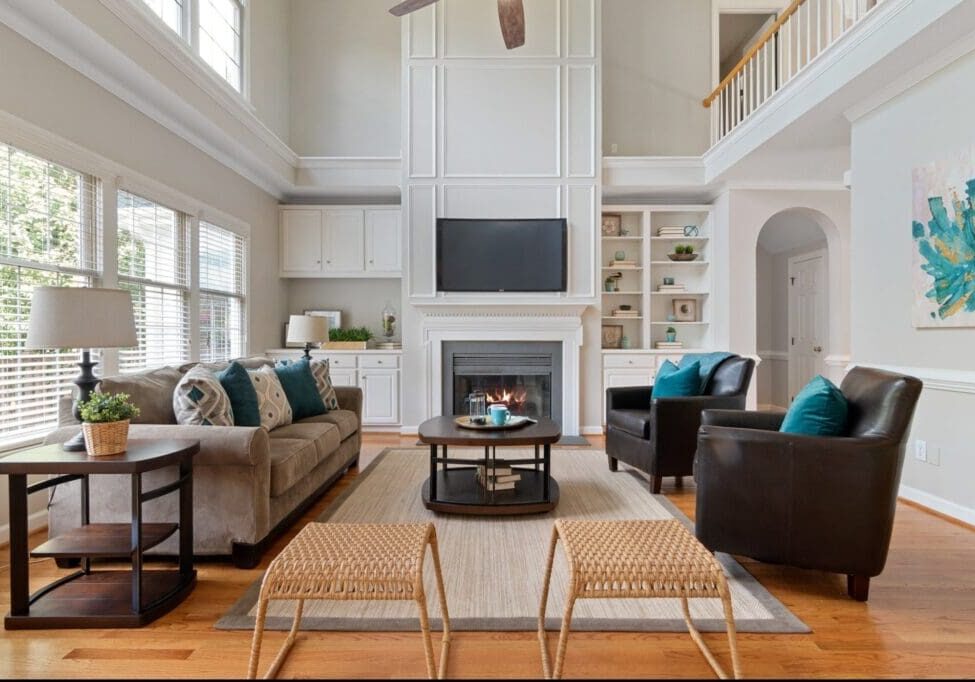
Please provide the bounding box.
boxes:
[62,430,87,452]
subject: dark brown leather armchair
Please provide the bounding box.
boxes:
[694,367,923,601]
[605,355,755,494]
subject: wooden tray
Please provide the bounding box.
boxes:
[454,416,536,431]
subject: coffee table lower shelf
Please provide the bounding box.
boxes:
[4,569,197,630]
[421,467,560,516]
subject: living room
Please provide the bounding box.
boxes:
[1,0,974,678]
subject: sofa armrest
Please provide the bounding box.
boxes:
[335,386,363,422]
[701,409,785,432]
[58,395,79,427]
[44,424,270,468]
[607,386,652,412]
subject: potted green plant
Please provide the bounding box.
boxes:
[669,244,699,262]
[78,392,140,457]
[665,327,678,343]
[325,326,375,350]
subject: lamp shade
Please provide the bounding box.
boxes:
[286,315,330,345]
[26,287,137,350]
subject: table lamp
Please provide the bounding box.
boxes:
[286,314,329,359]
[26,287,138,451]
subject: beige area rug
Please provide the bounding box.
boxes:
[217,448,808,633]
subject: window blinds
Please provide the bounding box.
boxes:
[199,220,246,363]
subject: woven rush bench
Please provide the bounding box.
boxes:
[247,522,451,679]
[538,519,742,679]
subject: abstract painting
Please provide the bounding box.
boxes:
[912,148,975,328]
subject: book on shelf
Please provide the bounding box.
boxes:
[612,312,640,318]
[657,285,687,292]
[657,227,686,237]
[477,464,513,478]
[610,260,637,268]
[655,341,684,349]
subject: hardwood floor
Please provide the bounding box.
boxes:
[1,433,974,679]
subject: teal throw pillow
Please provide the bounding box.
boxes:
[274,359,327,421]
[653,361,701,398]
[217,361,261,427]
[780,375,849,436]
[656,360,679,379]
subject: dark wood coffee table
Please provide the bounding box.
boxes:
[417,416,561,515]
[0,439,199,629]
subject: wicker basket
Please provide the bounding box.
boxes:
[81,419,130,457]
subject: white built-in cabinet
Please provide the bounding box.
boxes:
[280,206,402,278]
[265,350,401,427]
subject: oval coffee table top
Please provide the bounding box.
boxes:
[418,416,561,447]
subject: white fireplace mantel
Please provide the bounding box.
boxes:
[420,308,585,436]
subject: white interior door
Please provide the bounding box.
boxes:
[788,251,828,402]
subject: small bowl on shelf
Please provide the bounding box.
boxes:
[668,253,700,262]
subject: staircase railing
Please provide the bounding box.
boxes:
[704,0,884,147]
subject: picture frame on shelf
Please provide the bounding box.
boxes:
[601,213,623,237]
[601,324,624,349]
[673,299,698,322]
[304,310,342,331]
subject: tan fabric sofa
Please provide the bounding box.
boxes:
[44,357,361,568]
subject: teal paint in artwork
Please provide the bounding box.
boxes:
[914,178,975,320]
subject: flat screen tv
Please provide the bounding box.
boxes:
[436,218,568,293]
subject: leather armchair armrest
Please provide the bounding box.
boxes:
[607,386,651,411]
[701,409,785,432]
[44,424,270,468]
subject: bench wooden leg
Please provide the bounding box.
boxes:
[537,525,560,679]
[426,531,452,679]
[680,594,739,680]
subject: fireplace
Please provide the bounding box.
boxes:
[442,342,563,424]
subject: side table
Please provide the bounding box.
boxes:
[0,439,200,629]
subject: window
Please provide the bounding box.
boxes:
[117,191,190,373]
[0,143,100,448]
[199,221,246,363]
[141,0,244,93]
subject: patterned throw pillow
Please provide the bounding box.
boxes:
[308,358,339,411]
[173,366,234,426]
[247,366,293,430]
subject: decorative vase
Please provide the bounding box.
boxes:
[621,336,630,350]
[81,419,130,457]
[381,301,397,340]
[614,250,627,261]
[663,277,675,286]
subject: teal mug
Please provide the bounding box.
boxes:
[489,404,510,426]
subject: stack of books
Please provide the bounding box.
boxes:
[612,309,640,318]
[657,226,686,237]
[609,259,637,268]
[476,462,521,491]
[656,341,684,350]
[657,283,686,293]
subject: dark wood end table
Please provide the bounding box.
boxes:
[417,416,561,516]
[0,439,200,629]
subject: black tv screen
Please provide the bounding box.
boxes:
[436,219,568,293]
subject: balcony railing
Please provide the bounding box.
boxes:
[704,0,884,146]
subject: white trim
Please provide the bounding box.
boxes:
[580,425,605,436]
[900,484,975,527]
[0,510,48,548]
[824,354,851,369]
[850,363,975,395]
[844,27,975,122]
[0,0,294,197]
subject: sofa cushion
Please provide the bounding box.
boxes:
[268,438,321,497]
[653,361,701,398]
[274,359,326,421]
[298,409,358,441]
[249,367,293,431]
[270,422,341,459]
[607,409,651,440]
[217,361,262,427]
[99,366,184,424]
[173,366,234,426]
[309,359,340,411]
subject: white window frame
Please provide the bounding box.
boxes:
[135,0,247,96]
[198,220,247,363]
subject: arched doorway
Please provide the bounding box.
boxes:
[755,209,832,408]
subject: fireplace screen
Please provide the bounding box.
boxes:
[443,342,563,423]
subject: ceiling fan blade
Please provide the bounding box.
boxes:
[389,0,439,17]
[497,0,526,49]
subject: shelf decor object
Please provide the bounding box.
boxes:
[26,287,138,452]
[286,315,330,358]
[673,299,698,322]
[601,213,623,237]
[381,300,398,341]
[602,324,624,349]
[324,327,374,350]
[78,392,140,458]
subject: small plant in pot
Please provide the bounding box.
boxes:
[78,392,140,457]
[665,327,678,343]
[669,244,699,262]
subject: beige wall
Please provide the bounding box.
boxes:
[851,50,975,521]
[602,0,712,156]
[287,279,403,342]
[289,0,402,157]
[250,0,293,144]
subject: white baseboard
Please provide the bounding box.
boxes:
[0,509,48,548]
[361,426,404,434]
[899,484,975,527]
[581,426,605,436]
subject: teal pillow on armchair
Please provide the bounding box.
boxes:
[780,375,849,436]
[652,360,701,398]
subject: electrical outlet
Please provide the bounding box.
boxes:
[915,439,927,463]
[928,445,941,467]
